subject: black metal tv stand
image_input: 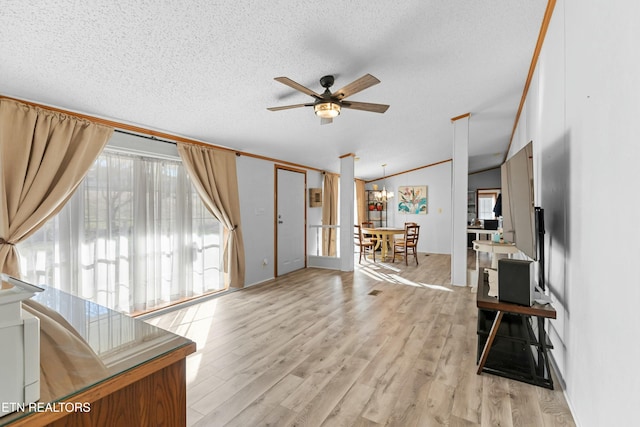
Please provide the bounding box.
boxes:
[476,270,556,389]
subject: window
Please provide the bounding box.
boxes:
[477,189,501,220]
[17,148,223,314]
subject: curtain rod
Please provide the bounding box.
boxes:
[114,128,177,145]
[1,94,325,173]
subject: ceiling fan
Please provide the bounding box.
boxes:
[267,74,389,124]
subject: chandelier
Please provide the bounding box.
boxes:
[374,164,394,201]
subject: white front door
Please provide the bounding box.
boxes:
[276,167,306,276]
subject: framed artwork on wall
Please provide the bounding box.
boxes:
[398,185,427,214]
[309,188,322,207]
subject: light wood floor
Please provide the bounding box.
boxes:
[147,251,575,427]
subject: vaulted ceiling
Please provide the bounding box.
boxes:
[0,1,548,180]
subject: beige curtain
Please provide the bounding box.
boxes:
[322,172,339,256]
[0,98,113,277]
[0,98,112,403]
[355,178,366,227]
[177,144,245,288]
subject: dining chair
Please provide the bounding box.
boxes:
[394,222,417,246]
[392,224,420,265]
[360,221,379,245]
[354,225,376,263]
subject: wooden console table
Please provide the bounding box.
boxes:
[476,270,556,389]
[1,287,195,426]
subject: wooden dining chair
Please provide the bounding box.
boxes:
[393,224,420,265]
[354,225,376,263]
[394,222,417,246]
[360,221,379,245]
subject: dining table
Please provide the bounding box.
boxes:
[361,227,406,260]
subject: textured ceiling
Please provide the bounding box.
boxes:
[0,0,547,180]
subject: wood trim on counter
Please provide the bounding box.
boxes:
[7,342,196,427]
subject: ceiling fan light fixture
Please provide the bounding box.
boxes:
[314,102,341,119]
[268,74,388,124]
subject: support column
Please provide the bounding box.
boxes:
[451,113,470,286]
[339,153,355,271]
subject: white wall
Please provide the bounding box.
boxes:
[511,1,640,425]
[367,161,452,254]
[236,156,276,286]
[468,168,500,191]
[237,155,325,287]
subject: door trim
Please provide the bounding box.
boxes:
[274,165,308,277]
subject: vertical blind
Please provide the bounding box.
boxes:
[17,150,223,314]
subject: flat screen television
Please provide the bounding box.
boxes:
[500,141,537,260]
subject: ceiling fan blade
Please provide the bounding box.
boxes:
[267,103,312,111]
[340,100,389,113]
[332,74,380,100]
[320,117,333,125]
[274,77,321,98]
